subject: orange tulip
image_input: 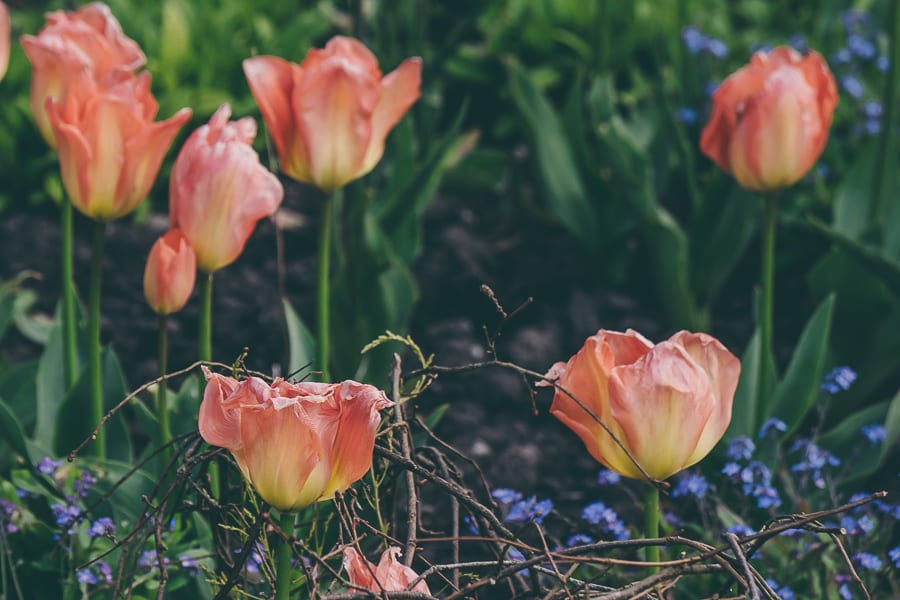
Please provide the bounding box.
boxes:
[169,104,284,273]
[21,1,146,147]
[45,71,190,221]
[342,546,430,595]
[542,329,740,480]
[0,2,10,83]
[198,368,393,512]
[243,36,422,191]
[700,46,838,191]
[143,229,196,315]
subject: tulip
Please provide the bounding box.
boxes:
[21,1,146,147]
[243,36,422,191]
[45,71,191,221]
[0,2,10,83]
[700,46,838,191]
[542,329,740,480]
[198,368,393,512]
[143,229,196,315]
[342,547,430,595]
[169,104,284,273]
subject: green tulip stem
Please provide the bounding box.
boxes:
[757,194,777,425]
[198,272,213,363]
[61,199,78,391]
[157,314,171,451]
[87,220,107,459]
[316,192,336,382]
[274,511,296,600]
[644,484,660,571]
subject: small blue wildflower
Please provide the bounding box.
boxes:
[791,440,840,489]
[675,107,698,125]
[842,9,870,31]
[856,514,875,534]
[862,101,883,120]
[37,456,62,476]
[565,534,592,547]
[95,561,112,585]
[51,502,82,532]
[681,26,706,54]
[855,552,882,570]
[725,524,755,538]
[463,515,479,535]
[88,517,115,538]
[73,470,97,498]
[178,554,200,572]
[76,568,98,585]
[597,469,621,485]
[758,418,787,439]
[840,76,864,100]
[832,48,853,66]
[860,424,886,445]
[138,550,170,571]
[876,55,889,72]
[889,546,900,569]
[582,502,629,540]
[663,511,682,526]
[789,35,808,54]
[816,164,831,179]
[838,582,853,600]
[705,38,728,59]
[492,488,523,505]
[821,367,857,394]
[840,515,859,534]
[727,436,755,461]
[506,496,553,524]
[507,548,528,575]
[847,34,876,60]
[672,473,710,499]
[766,579,795,600]
[753,484,782,509]
[705,80,720,97]
[751,42,773,54]
[864,119,881,136]
[722,462,741,477]
[234,543,266,576]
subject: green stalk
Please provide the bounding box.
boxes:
[157,314,171,450]
[61,199,78,391]
[87,220,107,459]
[872,0,899,226]
[757,195,777,426]
[198,272,213,363]
[316,193,336,382]
[644,484,660,571]
[274,511,296,600]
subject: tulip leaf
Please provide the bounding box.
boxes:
[508,62,600,252]
[283,298,316,380]
[833,144,876,239]
[726,329,760,440]
[771,294,835,437]
[0,396,33,467]
[817,396,894,485]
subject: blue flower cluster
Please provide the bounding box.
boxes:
[581,501,629,540]
[765,578,796,600]
[492,489,554,525]
[789,439,840,489]
[860,423,886,446]
[722,456,781,510]
[0,499,18,534]
[672,472,710,500]
[820,366,857,394]
[75,562,112,586]
[681,26,729,59]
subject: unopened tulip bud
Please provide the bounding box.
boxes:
[143,229,196,315]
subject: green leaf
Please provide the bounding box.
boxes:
[508,63,599,250]
[283,298,316,379]
[0,396,33,466]
[833,144,876,239]
[35,307,70,451]
[771,295,835,436]
[806,218,900,296]
[818,399,891,484]
[726,329,760,440]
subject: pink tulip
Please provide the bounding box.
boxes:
[21,1,146,147]
[342,546,430,595]
[243,36,422,191]
[143,229,196,315]
[198,368,393,512]
[542,329,740,480]
[700,46,838,191]
[0,2,10,83]
[169,104,284,273]
[45,71,191,221]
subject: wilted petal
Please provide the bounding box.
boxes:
[198,368,243,449]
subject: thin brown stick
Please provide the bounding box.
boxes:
[391,354,419,567]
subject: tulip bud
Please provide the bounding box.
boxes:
[342,546,430,594]
[700,46,838,191]
[143,229,196,315]
[243,36,422,191]
[542,329,740,480]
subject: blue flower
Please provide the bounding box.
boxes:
[73,470,97,498]
[840,74,864,99]
[753,485,781,509]
[705,80,720,97]
[832,48,853,66]
[675,107,698,125]
[722,462,741,477]
[725,524,755,538]
[88,517,115,538]
[889,546,900,569]
[566,534,592,547]
[821,366,857,393]
[672,473,710,499]
[138,550,171,571]
[854,552,882,570]
[860,423,886,445]
[727,436,755,460]
[178,554,200,572]
[864,119,881,136]
[847,34,876,60]
[463,515,479,535]
[765,579,795,600]
[705,38,728,59]
[681,26,706,54]
[751,42,773,54]
[758,418,787,439]
[789,35,808,54]
[838,582,853,600]
[581,501,629,540]
[791,440,840,489]
[37,456,62,476]
[506,548,528,575]
[96,561,112,585]
[492,488,523,505]
[76,568,98,585]
[51,502,82,532]
[876,55,889,72]
[597,469,621,485]
[506,496,553,524]
[862,101,882,120]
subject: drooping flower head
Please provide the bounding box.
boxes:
[198,368,392,512]
[169,104,284,272]
[21,1,146,146]
[243,36,422,191]
[542,329,740,480]
[342,546,430,595]
[700,46,838,191]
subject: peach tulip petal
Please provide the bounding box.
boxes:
[143,229,196,315]
[242,56,303,178]
[342,547,377,590]
[0,2,9,83]
[360,57,422,174]
[198,367,243,449]
[375,547,430,593]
